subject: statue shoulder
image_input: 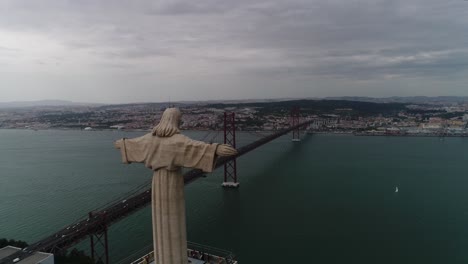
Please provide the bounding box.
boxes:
[171,133,187,139]
[169,133,191,143]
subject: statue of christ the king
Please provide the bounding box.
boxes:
[114,108,237,264]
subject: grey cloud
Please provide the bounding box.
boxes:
[0,46,19,52]
[91,48,174,60]
[245,47,468,81]
[155,1,241,15]
[0,0,468,102]
[90,62,134,69]
[223,0,468,78]
[0,46,20,59]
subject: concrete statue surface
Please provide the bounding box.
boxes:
[114,108,237,264]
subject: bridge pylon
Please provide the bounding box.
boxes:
[291,107,301,142]
[89,212,110,264]
[222,112,239,188]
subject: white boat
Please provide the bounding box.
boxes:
[395,187,399,193]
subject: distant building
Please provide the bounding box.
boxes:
[428,117,443,123]
[0,246,54,264]
[385,127,401,135]
[422,123,442,129]
[110,125,125,130]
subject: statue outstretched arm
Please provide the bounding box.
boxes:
[114,136,148,164]
[114,139,123,149]
[216,144,237,157]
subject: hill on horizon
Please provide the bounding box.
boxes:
[0,100,103,108]
[2,96,468,109]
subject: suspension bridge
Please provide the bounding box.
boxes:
[1,109,313,264]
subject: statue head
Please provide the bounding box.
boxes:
[152,108,181,137]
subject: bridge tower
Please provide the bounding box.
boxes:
[89,212,110,264]
[291,107,301,142]
[222,112,239,188]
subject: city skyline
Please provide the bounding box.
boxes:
[1,0,468,103]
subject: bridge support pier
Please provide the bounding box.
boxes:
[291,107,301,142]
[89,212,110,264]
[222,112,239,188]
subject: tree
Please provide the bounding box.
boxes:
[0,238,28,248]
[54,248,94,264]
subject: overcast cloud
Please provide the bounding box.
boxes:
[0,0,467,103]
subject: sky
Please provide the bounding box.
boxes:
[0,0,468,104]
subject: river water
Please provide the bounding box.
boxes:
[1,129,468,263]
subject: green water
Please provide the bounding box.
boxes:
[1,129,468,263]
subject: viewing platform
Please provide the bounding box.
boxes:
[123,242,237,264]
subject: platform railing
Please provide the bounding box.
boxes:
[128,242,237,264]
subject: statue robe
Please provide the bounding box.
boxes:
[118,133,218,264]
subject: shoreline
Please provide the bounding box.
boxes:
[353,133,468,138]
[2,128,468,138]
